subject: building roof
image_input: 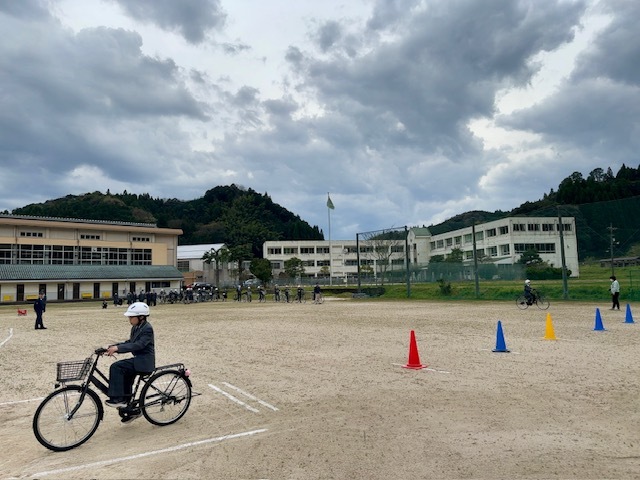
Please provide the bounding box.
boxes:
[410,227,431,237]
[0,264,183,281]
[177,244,225,260]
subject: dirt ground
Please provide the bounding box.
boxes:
[1,297,639,480]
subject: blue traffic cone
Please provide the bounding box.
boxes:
[625,304,634,324]
[492,321,510,353]
[594,308,606,331]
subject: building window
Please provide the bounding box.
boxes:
[513,223,526,231]
[454,236,462,245]
[436,240,444,249]
[527,223,540,231]
[0,244,12,264]
[317,247,330,254]
[486,228,496,237]
[300,247,315,254]
[19,231,43,237]
[445,238,453,247]
[542,223,555,232]
[345,259,358,266]
[475,231,484,241]
[80,233,101,240]
[132,236,150,242]
[268,247,282,255]
[270,261,282,269]
[430,241,436,249]
[500,244,510,255]
[284,247,298,255]
[391,258,404,265]
[499,226,509,235]
[464,234,472,243]
[177,260,190,272]
[488,246,498,257]
[345,246,358,253]
[303,260,315,267]
[561,223,572,231]
[391,245,404,253]
[514,243,556,254]
[360,246,373,253]
[317,260,330,266]
[465,251,474,260]
[360,259,374,266]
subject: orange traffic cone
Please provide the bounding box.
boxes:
[402,330,426,369]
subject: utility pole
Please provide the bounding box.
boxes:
[608,223,617,277]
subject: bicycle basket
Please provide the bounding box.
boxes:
[56,358,92,382]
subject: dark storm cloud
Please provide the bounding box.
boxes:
[499,0,640,166]
[0,7,209,206]
[289,0,586,158]
[109,0,227,44]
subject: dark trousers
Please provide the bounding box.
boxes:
[108,358,138,400]
[35,312,45,329]
[612,292,620,310]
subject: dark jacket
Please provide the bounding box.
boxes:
[115,320,155,373]
[34,297,46,314]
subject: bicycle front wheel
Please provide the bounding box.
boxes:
[140,370,192,426]
[536,296,550,310]
[516,295,528,310]
[33,385,102,452]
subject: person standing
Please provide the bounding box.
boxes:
[610,275,620,310]
[34,291,47,330]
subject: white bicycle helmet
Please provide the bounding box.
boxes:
[124,301,150,317]
[525,279,531,285]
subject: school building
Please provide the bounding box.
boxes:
[0,214,183,303]
[263,216,579,280]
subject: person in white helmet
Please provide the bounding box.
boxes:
[105,301,155,408]
[524,279,534,305]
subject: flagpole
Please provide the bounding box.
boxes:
[328,192,332,286]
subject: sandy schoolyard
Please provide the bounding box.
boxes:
[0,298,639,479]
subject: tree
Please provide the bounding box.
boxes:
[284,257,305,280]
[319,265,330,277]
[445,247,463,263]
[228,244,252,283]
[250,258,273,285]
[518,249,543,266]
[201,246,230,287]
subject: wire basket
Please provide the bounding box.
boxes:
[56,358,92,382]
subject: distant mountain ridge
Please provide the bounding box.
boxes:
[6,164,640,260]
[9,184,323,258]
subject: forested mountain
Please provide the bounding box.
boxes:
[10,185,323,258]
[428,164,640,261]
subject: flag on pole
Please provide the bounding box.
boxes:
[327,194,335,210]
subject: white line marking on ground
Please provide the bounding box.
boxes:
[29,428,267,478]
[392,363,450,373]
[0,397,44,406]
[222,382,279,411]
[0,328,13,348]
[208,384,259,413]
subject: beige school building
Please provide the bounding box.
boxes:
[0,214,183,304]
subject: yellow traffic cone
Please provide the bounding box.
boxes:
[543,313,557,340]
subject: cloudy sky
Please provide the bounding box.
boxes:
[1,0,638,239]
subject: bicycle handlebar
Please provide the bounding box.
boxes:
[94,347,107,355]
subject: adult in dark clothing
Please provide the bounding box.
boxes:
[34,291,47,329]
[105,301,155,408]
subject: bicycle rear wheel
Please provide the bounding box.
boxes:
[33,385,102,451]
[516,294,528,310]
[536,296,550,310]
[140,370,192,426]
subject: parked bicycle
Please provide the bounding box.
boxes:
[516,290,550,310]
[33,348,194,451]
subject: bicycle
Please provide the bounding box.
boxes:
[516,290,550,310]
[313,293,324,304]
[33,348,194,452]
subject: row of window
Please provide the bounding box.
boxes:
[269,258,406,269]
[0,244,152,265]
[430,222,572,250]
[17,231,151,242]
[267,245,405,255]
